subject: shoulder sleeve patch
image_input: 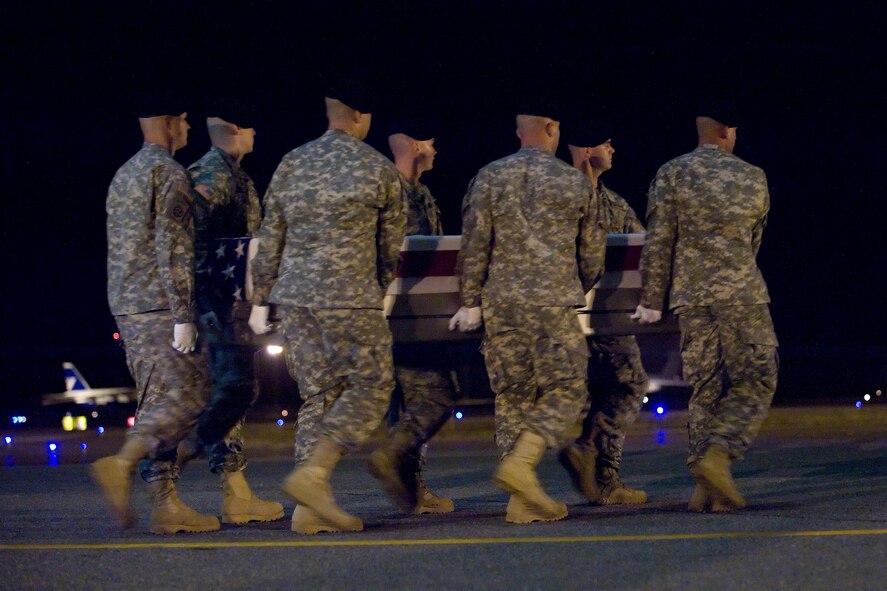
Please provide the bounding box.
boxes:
[166,187,193,226]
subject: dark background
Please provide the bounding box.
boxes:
[1,1,884,409]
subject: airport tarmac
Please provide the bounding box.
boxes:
[1,406,885,590]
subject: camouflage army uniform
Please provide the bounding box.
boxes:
[252,129,406,464]
[106,143,211,481]
[390,178,458,470]
[458,146,607,454]
[640,144,778,465]
[167,146,262,476]
[578,183,650,469]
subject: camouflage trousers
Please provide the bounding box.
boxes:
[677,304,779,464]
[178,317,259,475]
[483,305,589,455]
[577,335,649,469]
[113,311,211,483]
[281,306,395,465]
[389,343,461,469]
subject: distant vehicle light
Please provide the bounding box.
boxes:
[48,442,58,452]
[455,411,463,420]
[277,419,284,426]
[656,406,665,416]
[863,394,871,402]
[91,411,98,418]
[266,345,284,356]
[62,415,74,432]
[126,416,135,428]
[113,332,120,340]
[75,416,87,431]
[642,396,649,404]
[281,410,289,417]
[4,436,12,445]
[877,389,882,397]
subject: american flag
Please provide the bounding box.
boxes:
[211,234,675,343]
[207,237,252,307]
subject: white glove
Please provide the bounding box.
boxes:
[631,305,662,324]
[248,305,272,335]
[448,306,483,332]
[172,323,198,353]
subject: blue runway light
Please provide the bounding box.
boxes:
[4,436,12,445]
[656,406,665,416]
[277,419,284,426]
[455,411,463,420]
[855,401,862,408]
[97,426,105,434]
[48,442,58,452]
[80,443,87,450]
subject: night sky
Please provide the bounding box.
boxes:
[2,1,885,408]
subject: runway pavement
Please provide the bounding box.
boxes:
[1,406,886,590]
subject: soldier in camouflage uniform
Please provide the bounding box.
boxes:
[91,104,220,534]
[451,109,607,523]
[163,113,282,525]
[249,89,406,534]
[559,126,650,505]
[368,130,458,515]
[634,107,778,512]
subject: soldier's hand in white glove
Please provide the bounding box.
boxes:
[448,306,483,332]
[172,323,198,353]
[631,305,662,324]
[248,305,272,335]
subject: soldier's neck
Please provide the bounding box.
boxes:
[143,136,174,155]
[213,144,244,165]
[395,159,421,184]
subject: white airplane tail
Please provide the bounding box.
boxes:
[41,362,136,406]
[63,362,91,392]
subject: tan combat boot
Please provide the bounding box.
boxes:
[688,484,735,513]
[148,479,221,534]
[282,439,363,532]
[492,431,568,523]
[557,443,602,503]
[367,434,419,513]
[221,470,285,524]
[597,466,648,505]
[89,436,149,528]
[690,445,746,509]
[505,495,565,524]
[291,505,349,534]
[413,472,455,514]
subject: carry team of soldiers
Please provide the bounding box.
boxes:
[92,85,777,533]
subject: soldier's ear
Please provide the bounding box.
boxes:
[717,124,730,140]
[545,120,560,138]
[352,109,363,124]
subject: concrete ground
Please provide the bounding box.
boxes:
[1,406,885,590]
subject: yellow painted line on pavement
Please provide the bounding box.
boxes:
[2,529,886,550]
